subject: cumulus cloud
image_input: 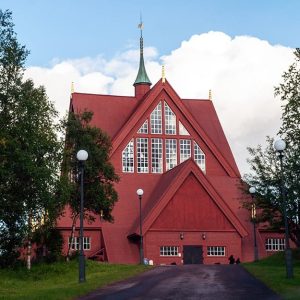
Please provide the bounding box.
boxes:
[24,31,294,175]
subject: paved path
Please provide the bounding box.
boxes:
[78,265,281,300]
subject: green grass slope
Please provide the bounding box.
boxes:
[0,260,149,300]
[243,250,300,300]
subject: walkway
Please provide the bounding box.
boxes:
[78,265,281,300]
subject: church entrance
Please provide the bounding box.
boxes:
[183,245,203,264]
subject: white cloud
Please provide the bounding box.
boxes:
[24,31,294,175]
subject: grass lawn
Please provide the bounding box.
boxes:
[0,260,150,300]
[243,250,300,300]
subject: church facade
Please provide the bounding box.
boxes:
[56,31,286,265]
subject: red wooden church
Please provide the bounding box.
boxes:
[57,30,286,265]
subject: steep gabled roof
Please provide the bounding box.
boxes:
[183,99,240,177]
[130,159,248,237]
[111,79,240,177]
[70,79,240,177]
[71,93,138,139]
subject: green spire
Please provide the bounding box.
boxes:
[134,22,151,86]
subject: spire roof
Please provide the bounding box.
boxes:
[134,23,151,86]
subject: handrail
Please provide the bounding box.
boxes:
[89,247,105,258]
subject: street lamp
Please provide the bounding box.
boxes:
[136,188,144,264]
[249,186,258,261]
[274,139,293,278]
[77,149,88,283]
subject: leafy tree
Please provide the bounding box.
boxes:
[61,111,119,258]
[244,49,300,247]
[0,10,63,267]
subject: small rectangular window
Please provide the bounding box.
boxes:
[68,237,91,251]
[207,246,225,256]
[83,237,91,250]
[265,238,285,251]
[160,246,179,256]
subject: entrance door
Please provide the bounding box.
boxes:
[183,245,203,264]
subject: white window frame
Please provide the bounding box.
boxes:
[207,246,225,256]
[194,142,206,172]
[164,102,176,135]
[151,138,163,173]
[166,139,177,171]
[150,102,162,134]
[180,139,191,163]
[160,246,179,256]
[179,121,190,135]
[68,237,91,251]
[265,238,285,251]
[83,237,91,251]
[137,138,149,173]
[138,120,148,134]
[122,139,134,173]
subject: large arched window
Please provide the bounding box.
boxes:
[122,101,206,173]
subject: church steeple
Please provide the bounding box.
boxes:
[134,20,151,99]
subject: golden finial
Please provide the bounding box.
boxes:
[208,89,212,100]
[162,65,166,83]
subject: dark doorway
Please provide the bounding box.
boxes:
[183,245,203,264]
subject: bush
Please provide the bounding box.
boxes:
[34,228,64,263]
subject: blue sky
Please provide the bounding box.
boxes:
[1,0,299,66]
[1,0,298,174]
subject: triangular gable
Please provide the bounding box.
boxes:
[111,79,239,177]
[138,159,248,237]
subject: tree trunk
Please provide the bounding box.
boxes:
[66,214,78,261]
[26,240,31,270]
[26,215,32,270]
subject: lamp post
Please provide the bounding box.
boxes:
[274,139,293,279]
[136,188,144,264]
[77,149,88,283]
[249,187,258,261]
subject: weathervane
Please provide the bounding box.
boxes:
[138,14,144,35]
[71,82,74,94]
[138,15,144,54]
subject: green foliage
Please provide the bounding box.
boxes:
[61,110,119,223]
[244,137,284,228]
[244,49,300,247]
[0,10,63,266]
[243,250,300,299]
[33,228,64,263]
[0,10,29,95]
[0,260,149,300]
